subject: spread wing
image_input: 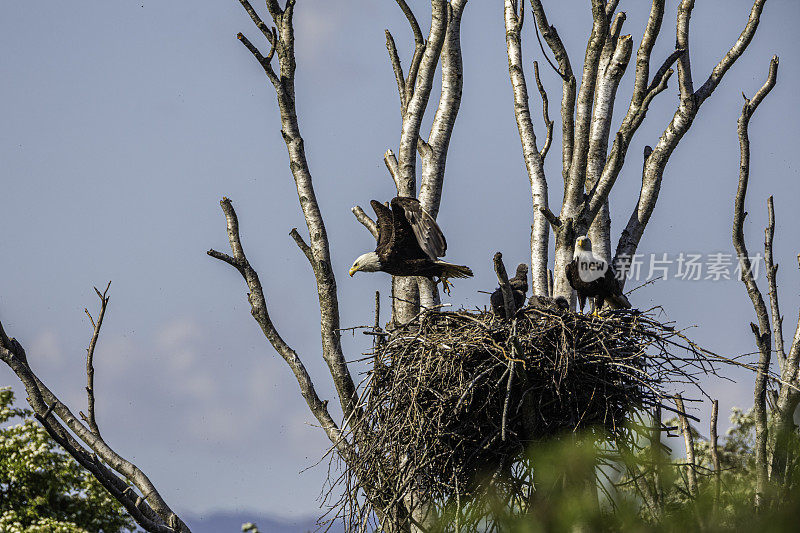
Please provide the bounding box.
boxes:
[370,200,394,255]
[565,260,578,289]
[602,264,623,296]
[391,196,447,261]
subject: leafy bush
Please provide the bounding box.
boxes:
[0,387,135,533]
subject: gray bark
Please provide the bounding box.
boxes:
[0,298,190,533]
[731,56,779,508]
[504,0,550,296]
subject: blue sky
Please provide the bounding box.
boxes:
[1,0,799,521]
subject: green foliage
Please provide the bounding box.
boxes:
[430,407,800,532]
[0,387,135,533]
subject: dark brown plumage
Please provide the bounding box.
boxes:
[565,236,631,313]
[349,197,473,291]
[490,263,528,316]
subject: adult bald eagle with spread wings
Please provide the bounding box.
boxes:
[565,235,631,315]
[349,197,473,293]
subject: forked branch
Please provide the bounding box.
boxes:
[81,281,111,435]
[732,56,778,507]
[207,198,350,458]
[235,0,358,418]
[0,295,190,533]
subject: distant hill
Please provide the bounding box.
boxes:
[182,511,344,533]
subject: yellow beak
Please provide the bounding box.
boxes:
[349,267,357,277]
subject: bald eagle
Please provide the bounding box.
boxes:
[565,236,631,314]
[349,197,473,293]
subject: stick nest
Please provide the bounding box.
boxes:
[333,305,718,528]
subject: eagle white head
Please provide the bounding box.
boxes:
[349,252,382,277]
[573,235,593,259]
[573,236,607,282]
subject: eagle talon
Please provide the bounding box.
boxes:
[439,277,452,296]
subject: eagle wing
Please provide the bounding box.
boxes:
[602,265,632,309]
[565,260,586,311]
[391,196,447,261]
[370,200,394,256]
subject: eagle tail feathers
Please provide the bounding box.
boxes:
[606,293,632,309]
[436,261,473,279]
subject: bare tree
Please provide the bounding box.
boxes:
[504,0,768,304]
[0,0,784,531]
[0,287,191,532]
[352,0,468,322]
[730,55,800,509]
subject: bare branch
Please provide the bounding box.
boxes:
[236,32,279,87]
[0,319,189,532]
[765,196,785,369]
[397,0,447,197]
[605,0,620,19]
[384,149,401,192]
[351,206,379,240]
[710,399,721,511]
[289,227,314,265]
[537,205,561,229]
[647,48,684,96]
[393,0,426,104]
[236,0,276,42]
[529,0,576,176]
[421,0,468,217]
[732,56,778,508]
[504,0,549,296]
[613,0,768,274]
[533,61,554,160]
[563,0,607,215]
[208,199,350,456]
[632,0,665,107]
[674,394,697,497]
[675,0,695,102]
[650,405,663,510]
[385,30,407,114]
[493,252,517,319]
[235,1,359,418]
[584,30,633,261]
[82,281,110,436]
[696,0,769,105]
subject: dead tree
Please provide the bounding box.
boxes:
[351,0,468,323]
[504,0,769,303]
[0,287,192,532]
[211,1,470,530]
[0,1,781,531]
[731,55,800,509]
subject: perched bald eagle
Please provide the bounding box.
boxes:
[565,236,631,314]
[349,197,473,293]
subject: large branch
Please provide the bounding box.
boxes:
[675,395,697,497]
[504,0,550,296]
[613,0,768,281]
[549,0,607,300]
[764,196,785,370]
[396,0,448,197]
[419,0,468,218]
[529,0,575,178]
[0,305,189,533]
[584,14,633,262]
[583,0,676,232]
[562,0,607,218]
[208,199,351,457]
[236,0,358,418]
[732,56,778,508]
